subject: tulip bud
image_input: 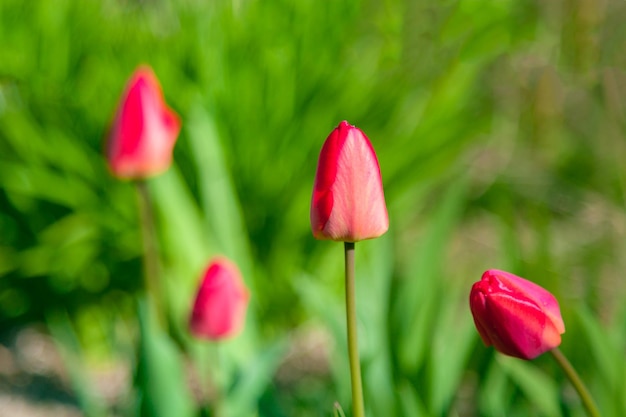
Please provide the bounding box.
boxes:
[106,66,181,179]
[310,121,389,242]
[189,257,249,340]
[469,269,565,360]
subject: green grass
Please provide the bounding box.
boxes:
[1,0,626,416]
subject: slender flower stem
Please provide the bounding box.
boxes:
[344,242,365,417]
[136,180,165,327]
[549,348,601,417]
[210,344,224,417]
[199,343,224,417]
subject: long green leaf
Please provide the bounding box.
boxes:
[136,298,195,417]
[496,355,561,417]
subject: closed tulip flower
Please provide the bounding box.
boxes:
[189,257,249,340]
[310,121,388,242]
[106,66,181,179]
[469,269,565,360]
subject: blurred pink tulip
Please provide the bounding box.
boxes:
[470,269,565,360]
[189,257,249,340]
[310,120,388,242]
[106,66,180,179]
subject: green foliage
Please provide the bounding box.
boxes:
[136,300,195,417]
[1,0,626,415]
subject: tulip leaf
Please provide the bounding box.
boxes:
[395,175,468,376]
[428,293,476,414]
[185,103,254,281]
[357,235,396,417]
[479,359,514,416]
[225,339,287,417]
[496,355,560,417]
[148,168,210,269]
[136,298,196,417]
[397,379,430,417]
[147,169,212,333]
[574,306,623,416]
[293,270,351,405]
[574,306,618,388]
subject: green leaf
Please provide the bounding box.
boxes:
[136,299,195,417]
[357,235,396,417]
[185,102,254,280]
[428,293,476,414]
[479,360,513,416]
[395,176,468,375]
[574,306,624,416]
[496,355,561,417]
[397,379,430,417]
[148,168,211,269]
[226,340,287,417]
[147,169,212,333]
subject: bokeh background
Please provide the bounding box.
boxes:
[1,0,625,416]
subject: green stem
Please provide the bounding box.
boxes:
[549,348,601,417]
[210,344,224,417]
[136,180,165,327]
[344,242,365,417]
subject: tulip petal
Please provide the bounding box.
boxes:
[489,269,565,335]
[469,269,565,360]
[311,121,388,242]
[106,66,181,179]
[189,257,249,340]
[485,290,547,359]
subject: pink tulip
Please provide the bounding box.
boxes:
[310,121,389,242]
[106,66,181,179]
[470,269,565,360]
[189,257,249,340]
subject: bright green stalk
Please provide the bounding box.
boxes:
[344,242,365,417]
[549,348,601,417]
[136,180,165,327]
[209,344,224,417]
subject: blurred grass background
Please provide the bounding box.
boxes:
[1,0,626,416]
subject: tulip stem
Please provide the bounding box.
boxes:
[208,344,224,417]
[344,242,365,417]
[549,348,601,417]
[136,180,165,328]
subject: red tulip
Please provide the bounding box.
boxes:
[189,257,249,340]
[310,121,388,242]
[106,66,181,179]
[470,269,565,360]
